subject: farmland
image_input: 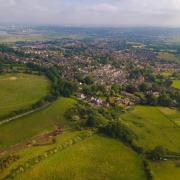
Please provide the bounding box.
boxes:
[0,130,86,179]
[0,73,49,119]
[172,80,180,89]
[0,34,84,43]
[149,160,180,180]
[0,27,180,180]
[0,36,47,43]
[120,106,180,152]
[0,97,76,149]
[157,52,180,63]
[15,135,146,180]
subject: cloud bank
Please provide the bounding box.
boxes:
[0,0,180,27]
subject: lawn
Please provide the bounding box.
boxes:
[0,73,49,119]
[172,80,180,89]
[0,97,76,149]
[149,160,180,180]
[120,106,180,152]
[16,135,146,180]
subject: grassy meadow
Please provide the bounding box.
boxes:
[15,135,146,180]
[172,80,180,89]
[120,106,180,152]
[149,160,180,180]
[0,130,85,179]
[0,73,179,180]
[0,73,49,119]
[0,97,76,149]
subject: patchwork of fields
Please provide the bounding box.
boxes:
[0,72,179,180]
[15,135,146,180]
[0,73,49,119]
[0,97,76,149]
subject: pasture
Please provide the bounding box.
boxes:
[172,80,180,89]
[15,135,146,180]
[120,106,180,152]
[0,97,76,149]
[0,73,49,119]
[149,160,180,180]
[0,130,84,179]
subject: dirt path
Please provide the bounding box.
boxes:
[0,125,63,157]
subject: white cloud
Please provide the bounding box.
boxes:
[0,0,180,27]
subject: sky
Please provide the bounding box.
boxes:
[0,0,180,27]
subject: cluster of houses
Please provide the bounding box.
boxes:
[76,92,138,110]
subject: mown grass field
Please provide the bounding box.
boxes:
[172,80,180,89]
[0,73,49,119]
[0,98,76,149]
[120,106,180,152]
[15,135,146,180]
[149,160,180,180]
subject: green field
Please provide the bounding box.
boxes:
[160,71,172,77]
[0,98,76,149]
[0,35,51,43]
[172,80,180,89]
[0,73,49,119]
[120,106,180,152]
[16,135,146,180]
[149,160,180,180]
[0,130,85,179]
[0,34,85,43]
[157,52,180,63]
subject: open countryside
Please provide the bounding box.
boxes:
[0,13,180,180]
[120,106,180,152]
[16,135,146,180]
[0,73,49,119]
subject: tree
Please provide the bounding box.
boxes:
[146,94,158,105]
[126,84,138,93]
[158,93,173,106]
[111,84,122,94]
[147,146,167,160]
[59,80,77,97]
[83,76,94,85]
[139,83,151,92]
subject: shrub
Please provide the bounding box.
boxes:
[99,120,137,145]
[147,146,167,160]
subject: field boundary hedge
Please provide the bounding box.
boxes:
[0,103,51,126]
[2,130,95,180]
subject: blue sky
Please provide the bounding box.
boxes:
[0,0,180,27]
